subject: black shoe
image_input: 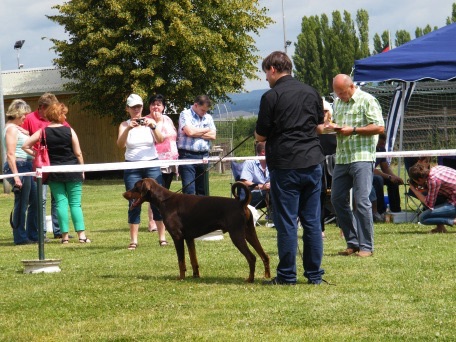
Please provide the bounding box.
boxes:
[262,277,296,286]
[15,240,35,245]
[307,279,334,286]
[54,234,73,239]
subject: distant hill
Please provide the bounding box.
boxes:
[213,89,267,119]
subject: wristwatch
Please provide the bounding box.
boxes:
[151,124,157,130]
[352,127,357,135]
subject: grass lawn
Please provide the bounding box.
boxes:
[0,172,455,341]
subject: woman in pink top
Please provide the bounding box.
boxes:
[146,94,178,233]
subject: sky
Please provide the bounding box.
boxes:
[0,0,455,91]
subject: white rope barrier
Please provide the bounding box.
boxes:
[1,149,456,181]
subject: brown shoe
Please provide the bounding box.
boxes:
[429,226,448,234]
[338,247,359,256]
[357,250,373,257]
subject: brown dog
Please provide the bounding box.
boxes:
[123,178,270,283]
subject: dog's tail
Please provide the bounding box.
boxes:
[231,181,252,208]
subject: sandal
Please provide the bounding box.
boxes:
[61,239,69,244]
[128,242,138,250]
[79,238,91,243]
[159,240,168,247]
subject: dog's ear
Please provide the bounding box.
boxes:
[140,179,151,198]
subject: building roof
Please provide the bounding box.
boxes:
[1,67,73,99]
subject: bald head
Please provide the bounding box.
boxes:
[333,74,356,102]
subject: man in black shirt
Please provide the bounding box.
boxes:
[255,51,326,285]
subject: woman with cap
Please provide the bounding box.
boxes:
[117,94,166,250]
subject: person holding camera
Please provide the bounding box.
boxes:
[117,94,166,249]
[2,99,39,245]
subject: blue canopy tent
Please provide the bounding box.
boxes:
[353,22,456,158]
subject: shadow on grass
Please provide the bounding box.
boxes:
[99,273,248,284]
[395,230,456,235]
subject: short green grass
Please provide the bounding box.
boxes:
[0,173,455,341]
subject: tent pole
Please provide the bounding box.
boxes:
[397,83,406,179]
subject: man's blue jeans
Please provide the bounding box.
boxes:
[420,203,456,226]
[331,162,374,252]
[178,150,208,195]
[270,166,324,284]
[3,160,38,244]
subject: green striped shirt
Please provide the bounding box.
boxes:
[333,88,384,164]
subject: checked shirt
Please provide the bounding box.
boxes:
[426,166,456,209]
[333,88,384,164]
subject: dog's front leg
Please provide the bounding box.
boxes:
[173,238,186,280]
[185,238,200,278]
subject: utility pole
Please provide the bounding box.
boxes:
[281,0,291,54]
[14,40,25,69]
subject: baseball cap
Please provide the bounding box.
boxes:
[126,94,143,107]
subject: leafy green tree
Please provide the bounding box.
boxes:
[293,9,367,95]
[356,9,370,58]
[373,31,389,54]
[47,0,272,123]
[231,117,257,156]
[294,16,322,92]
[446,2,456,23]
[395,30,411,47]
[415,27,423,38]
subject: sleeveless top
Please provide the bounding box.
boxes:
[2,124,31,160]
[154,115,178,160]
[124,120,158,161]
[45,126,83,182]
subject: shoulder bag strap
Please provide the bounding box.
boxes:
[41,127,47,147]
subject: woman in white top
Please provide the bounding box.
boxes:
[117,94,165,250]
[2,99,39,245]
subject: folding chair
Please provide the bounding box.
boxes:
[230,161,273,226]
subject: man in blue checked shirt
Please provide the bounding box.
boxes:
[330,74,384,258]
[177,95,216,195]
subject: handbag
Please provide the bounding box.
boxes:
[32,128,50,184]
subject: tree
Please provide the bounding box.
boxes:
[373,31,389,54]
[47,0,272,123]
[293,9,368,96]
[356,9,370,58]
[395,30,411,47]
[293,16,323,92]
[446,2,456,23]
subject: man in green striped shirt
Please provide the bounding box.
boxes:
[330,74,384,258]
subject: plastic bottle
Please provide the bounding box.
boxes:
[385,205,392,223]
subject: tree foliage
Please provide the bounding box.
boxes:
[47,0,272,124]
[395,30,411,46]
[373,31,389,54]
[293,9,369,96]
[292,2,456,97]
[446,2,456,24]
